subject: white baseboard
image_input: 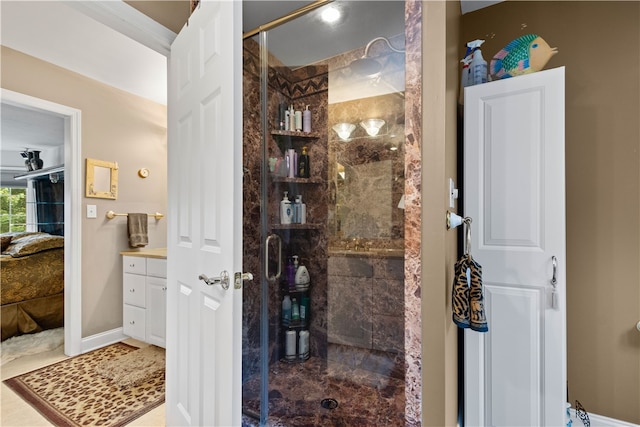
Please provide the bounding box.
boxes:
[81,328,127,353]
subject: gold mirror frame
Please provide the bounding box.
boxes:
[86,158,118,199]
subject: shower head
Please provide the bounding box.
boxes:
[349,57,383,78]
[349,36,405,78]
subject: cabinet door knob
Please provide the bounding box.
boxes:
[130,321,135,325]
[130,288,135,292]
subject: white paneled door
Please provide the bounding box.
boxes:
[166,1,243,425]
[464,67,566,426]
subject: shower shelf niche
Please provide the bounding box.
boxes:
[271,223,322,230]
[270,176,323,184]
[271,130,321,139]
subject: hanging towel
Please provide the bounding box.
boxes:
[452,255,471,329]
[127,213,148,248]
[468,257,488,332]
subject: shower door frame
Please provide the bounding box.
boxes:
[244,1,424,424]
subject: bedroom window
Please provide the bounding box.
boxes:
[0,187,27,233]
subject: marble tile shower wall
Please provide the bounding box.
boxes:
[328,94,405,247]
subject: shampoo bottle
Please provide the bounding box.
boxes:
[303,105,311,133]
[294,108,302,131]
[298,330,309,359]
[289,105,295,131]
[298,146,310,178]
[286,257,296,290]
[300,296,310,323]
[280,191,292,224]
[279,103,287,130]
[291,297,300,320]
[299,195,307,224]
[294,195,302,224]
[282,295,291,326]
[285,330,296,360]
[286,149,296,178]
[295,264,310,291]
[284,109,290,131]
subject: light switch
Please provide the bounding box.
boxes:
[449,178,459,208]
[87,205,97,218]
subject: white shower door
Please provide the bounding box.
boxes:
[463,67,566,426]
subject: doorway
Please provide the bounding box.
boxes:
[1,89,83,357]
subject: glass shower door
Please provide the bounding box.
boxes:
[242,2,407,425]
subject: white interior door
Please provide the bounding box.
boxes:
[165,1,243,425]
[464,67,566,426]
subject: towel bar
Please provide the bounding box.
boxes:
[105,210,164,220]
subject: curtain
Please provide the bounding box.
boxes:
[33,174,64,236]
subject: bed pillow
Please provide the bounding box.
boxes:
[1,235,12,252]
[4,233,64,257]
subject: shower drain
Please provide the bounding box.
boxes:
[320,398,339,410]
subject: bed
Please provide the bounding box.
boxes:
[1,232,64,341]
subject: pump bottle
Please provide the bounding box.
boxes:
[280,191,293,224]
[303,105,311,133]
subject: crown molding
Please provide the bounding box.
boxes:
[66,1,176,57]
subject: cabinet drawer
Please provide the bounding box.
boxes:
[123,273,146,307]
[147,258,167,278]
[123,256,146,275]
[123,304,146,341]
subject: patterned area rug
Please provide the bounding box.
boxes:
[3,342,164,427]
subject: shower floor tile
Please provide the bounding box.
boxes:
[243,355,405,426]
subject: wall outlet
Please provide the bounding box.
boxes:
[87,205,97,218]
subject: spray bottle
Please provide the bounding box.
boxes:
[467,39,487,85]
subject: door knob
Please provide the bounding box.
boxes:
[199,271,230,290]
[234,272,254,289]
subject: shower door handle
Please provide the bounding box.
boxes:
[265,233,282,282]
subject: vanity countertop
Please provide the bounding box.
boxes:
[120,248,167,259]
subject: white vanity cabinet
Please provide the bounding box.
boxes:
[122,251,167,348]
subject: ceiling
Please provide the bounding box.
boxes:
[0,0,502,170]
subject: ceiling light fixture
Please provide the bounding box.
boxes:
[332,123,356,140]
[360,119,385,137]
[321,6,341,24]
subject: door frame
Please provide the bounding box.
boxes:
[1,88,83,356]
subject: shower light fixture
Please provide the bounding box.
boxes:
[349,36,406,78]
[360,119,385,137]
[332,123,356,140]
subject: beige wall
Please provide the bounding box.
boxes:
[422,1,461,425]
[1,46,168,338]
[461,1,640,424]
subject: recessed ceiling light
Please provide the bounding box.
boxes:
[321,6,341,24]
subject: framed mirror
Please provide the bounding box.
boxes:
[85,158,118,199]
